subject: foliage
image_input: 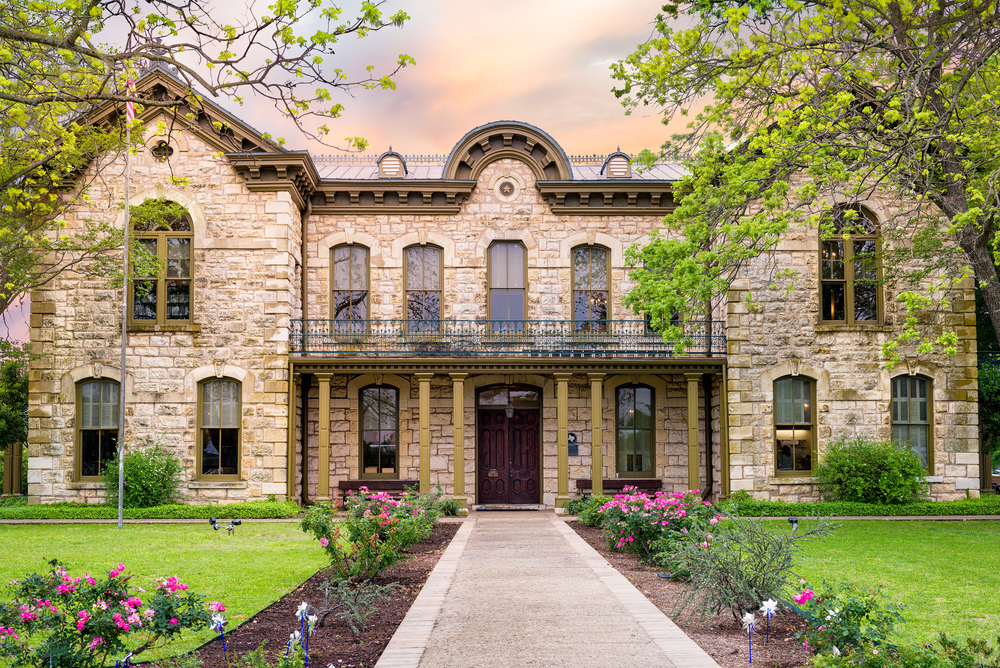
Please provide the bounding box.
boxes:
[671,513,834,621]
[792,581,903,654]
[565,494,611,526]
[732,495,1000,517]
[300,486,438,581]
[316,578,400,634]
[227,642,304,668]
[612,0,1000,359]
[0,499,301,520]
[436,498,461,517]
[598,488,718,561]
[0,355,26,454]
[0,559,213,667]
[978,364,1000,457]
[102,443,183,509]
[810,633,1000,668]
[814,436,928,504]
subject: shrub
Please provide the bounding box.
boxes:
[729,495,1000,517]
[791,581,903,654]
[315,578,400,633]
[0,559,213,668]
[437,498,461,516]
[565,495,611,526]
[598,488,717,561]
[0,499,301,521]
[814,435,928,504]
[810,633,1000,668]
[103,443,183,509]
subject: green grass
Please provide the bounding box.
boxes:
[793,520,1000,645]
[0,523,327,661]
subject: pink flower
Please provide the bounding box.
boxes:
[319,537,329,547]
[109,570,119,579]
[169,618,178,625]
[709,518,719,525]
[209,601,226,613]
[793,589,815,605]
[144,609,156,620]
[88,637,104,649]
[117,563,125,571]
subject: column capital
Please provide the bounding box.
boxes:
[415,372,435,381]
[684,372,702,382]
[587,372,606,382]
[553,372,573,382]
[449,372,469,381]
[315,372,334,382]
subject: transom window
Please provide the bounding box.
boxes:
[405,245,442,332]
[77,380,119,479]
[774,376,815,474]
[199,379,240,478]
[820,204,880,324]
[616,384,654,477]
[892,376,931,472]
[360,386,399,478]
[130,213,192,324]
[332,245,369,329]
[489,242,525,328]
[573,246,609,331]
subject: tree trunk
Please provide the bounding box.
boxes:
[960,227,1000,352]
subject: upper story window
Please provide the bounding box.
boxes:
[616,384,654,477]
[820,204,881,324]
[774,376,815,475]
[405,245,442,332]
[360,385,399,478]
[573,246,609,331]
[892,376,932,472]
[76,379,119,480]
[130,210,192,325]
[332,245,369,329]
[489,242,525,327]
[199,379,241,479]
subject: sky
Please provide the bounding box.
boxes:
[1,0,682,345]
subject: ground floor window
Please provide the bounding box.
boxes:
[774,376,814,474]
[892,376,931,471]
[200,379,240,478]
[616,384,654,477]
[360,385,399,478]
[77,379,119,479]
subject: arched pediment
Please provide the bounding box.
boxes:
[443,121,572,181]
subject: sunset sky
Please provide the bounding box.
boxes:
[1,1,683,344]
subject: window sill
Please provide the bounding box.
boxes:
[129,324,201,333]
[68,482,106,490]
[814,324,890,333]
[188,481,247,489]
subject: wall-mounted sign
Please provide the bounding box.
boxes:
[567,432,578,457]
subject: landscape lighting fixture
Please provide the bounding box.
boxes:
[788,517,799,533]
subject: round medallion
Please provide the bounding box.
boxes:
[494,178,519,202]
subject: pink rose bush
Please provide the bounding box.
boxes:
[597,487,719,561]
[0,560,218,668]
[791,581,903,657]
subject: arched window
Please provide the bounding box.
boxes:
[616,384,654,477]
[130,206,193,325]
[820,204,881,324]
[573,246,609,331]
[774,376,815,474]
[360,385,399,478]
[76,379,119,480]
[332,245,369,331]
[892,376,932,472]
[198,379,241,479]
[405,245,442,332]
[488,242,525,330]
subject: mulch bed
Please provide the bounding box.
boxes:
[170,521,460,668]
[569,521,812,668]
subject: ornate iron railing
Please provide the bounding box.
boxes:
[289,319,726,358]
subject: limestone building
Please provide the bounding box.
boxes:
[25,69,981,506]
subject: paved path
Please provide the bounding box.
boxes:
[375,511,721,668]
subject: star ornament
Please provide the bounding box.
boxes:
[742,611,756,631]
[759,599,778,618]
[211,613,226,632]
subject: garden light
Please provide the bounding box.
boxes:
[788,517,799,533]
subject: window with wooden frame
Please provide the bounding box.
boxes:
[404,245,442,332]
[774,376,816,475]
[820,204,881,324]
[360,385,399,478]
[488,242,526,331]
[573,246,609,331]
[76,379,119,480]
[891,376,932,473]
[616,384,654,477]
[331,245,369,332]
[130,212,193,325]
[198,379,241,479]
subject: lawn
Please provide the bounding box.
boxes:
[793,520,1000,646]
[0,522,328,662]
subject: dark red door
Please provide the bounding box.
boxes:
[477,408,540,504]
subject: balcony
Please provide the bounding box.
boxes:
[289,319,726,358]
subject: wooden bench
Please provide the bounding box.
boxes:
[337,480,420,506]
[574,478,663,495]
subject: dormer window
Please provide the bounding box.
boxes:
[377,149,407,178]
[600,151,632,179]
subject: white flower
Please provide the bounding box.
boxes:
[211,613,226,631]
[759,599,778,617]
[741,612,756,631]
[296,602,309,620]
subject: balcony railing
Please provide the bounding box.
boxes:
[289,319,726,358]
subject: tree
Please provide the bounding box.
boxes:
[0,341,28,454]
[0,0,413,325]
[611,0,1000,362]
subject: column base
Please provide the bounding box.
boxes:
[449,496,468,509]
[555,494,575,508]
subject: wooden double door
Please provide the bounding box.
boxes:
[477,407,540,504]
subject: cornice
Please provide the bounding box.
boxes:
[536,180,677,216]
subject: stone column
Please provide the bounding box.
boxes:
[316,373,332,502]
[416,373,434,493]
[554,372,573,508]
[450,373,468,507]
[588,373,605,497]
[685,373,701,491]
[720,367,731,498]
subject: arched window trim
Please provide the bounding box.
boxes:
[359,384,400,480]
[128,207,194,326]
[891,374,934,474]
[615,383,655,478]
[330,244,370,332]
[773,375,817,476]
[819,204,882,325]
[75,378,120,481]
[571,245,611,330]
[403,244,443,332]
[196,378,242,481]
[486,241,527,328]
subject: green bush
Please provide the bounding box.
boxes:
[733,494,1000,517]
[437,497,461,516]
[0,499,302,520]
[979,364,1000,458]
[103,442,183,508]
[791,581,903,654]
[814,435,928,504]
[811,633,1000,668]
[576,495,611,526]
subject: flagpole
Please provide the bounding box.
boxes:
[118,79,135,530]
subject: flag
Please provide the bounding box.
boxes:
[125,79,136,122]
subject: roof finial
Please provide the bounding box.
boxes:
[389,145,393,152]
[617,146,621,152]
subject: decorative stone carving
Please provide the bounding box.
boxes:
[790,358,800,376]
[214,360,225,378]
[91,362,103,379]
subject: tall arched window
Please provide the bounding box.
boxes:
[616,384,654,477]
[405,245,442,332]
[198,379,241,479]
[76,379,119,480]
[820,204,881,324]
[573,246,609,331]
[332,245,369,332]
[892,376,932,472]
[130,206,193,325]
[360,385,399,478]
[774,376,815,474]
[488,242,525,330]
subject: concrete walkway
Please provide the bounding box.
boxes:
[375,511,721,668]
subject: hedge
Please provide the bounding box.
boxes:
[733,495,1000,517]
[0,499,303,520]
